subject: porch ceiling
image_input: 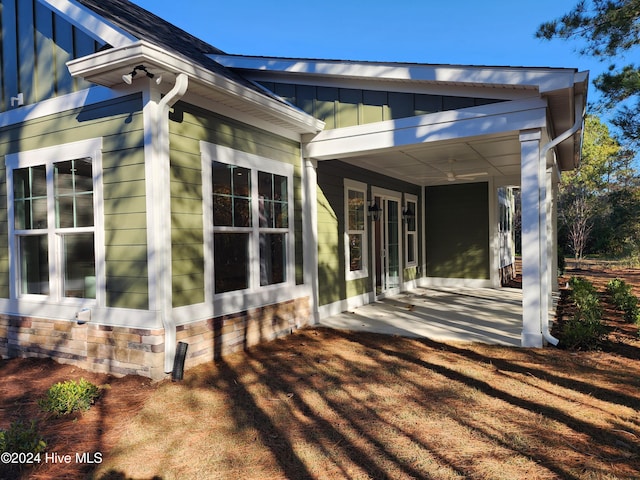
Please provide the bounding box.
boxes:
[339,131,524,187]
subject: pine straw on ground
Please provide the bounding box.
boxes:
[2,263,640,480]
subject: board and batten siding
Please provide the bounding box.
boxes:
[1,0,101,113]
[425,182,490,280]
[0,94,150,309]
[258,82,504,130]
[316,160,422,307]
[168,102,304,308]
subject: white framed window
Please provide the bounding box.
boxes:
[404,194,418,268]
[6,138,104,303]
[201,142,294,297]
[344,179,368,281]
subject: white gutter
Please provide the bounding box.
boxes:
[156,73,189,373]
[539,94,585,346]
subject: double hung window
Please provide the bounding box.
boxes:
[6,139,102,301]
[203,143,293,295]
[344,179,368,280]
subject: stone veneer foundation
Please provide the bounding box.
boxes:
[0,297,310,380]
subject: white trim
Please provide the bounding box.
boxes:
[371,187,403,298]
[142,87,165,315]
[5,138,105,308]
[418,276,494,289]
[303,157,320,324]
[180,91,304,142]
[209,55,584,94]
[0,87,132,128]
[66,40,324,134]
[344,179,368,281]
[520,129,545,347]
[317,291,373,320]
[404,193,418,268]
[488,177,500,288]
[172,286,312,327]
[200,142,295,315]
[0,298,160,329]
[305,98,548,161]
[37,0,137,47]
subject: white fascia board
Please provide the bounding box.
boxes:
[67,41,324,133]
[211,54,582,94]
[0,86,126,128]
[37,0,137,47]
[305,98,548,160]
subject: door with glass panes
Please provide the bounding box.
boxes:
[373,192,401,298]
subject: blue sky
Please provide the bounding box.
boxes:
[130,0,636,117]
[130,1,602,69]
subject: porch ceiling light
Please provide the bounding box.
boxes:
[122,64,156,84]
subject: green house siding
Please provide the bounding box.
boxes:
[425,182,490,279]
[316,160,421,307]
[259,82,504,129]
[1,0,102,112]
[168,102,303,307]
[0,94,149,309]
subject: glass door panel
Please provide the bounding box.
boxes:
[386,199,400,290]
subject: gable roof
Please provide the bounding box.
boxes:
[55,0,324,134]
[70,0,270,97]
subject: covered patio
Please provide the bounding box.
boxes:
[319,286,523,346]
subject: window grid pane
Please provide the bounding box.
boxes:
[349,233,363,271]
[13,166,47,230]
[213,162,251,227]
[54,159,93,229]
[19,235,49,295]
[348,190,365,231]
[260,233,286,286]
[407,201,417,232]
[214,233,250,292]
[63,233,96,298]
[258,172,288,228]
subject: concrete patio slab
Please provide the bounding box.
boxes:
[319,286,523,346]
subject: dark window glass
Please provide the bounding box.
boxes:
[214,233,249,292]
[260,233,286,286]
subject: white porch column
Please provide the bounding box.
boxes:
[520,129,546,347]
[303,157,320,324]
[550,167,560,294]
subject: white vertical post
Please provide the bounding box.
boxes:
[303,157,320,324]
[520,129,545,347]
[488,177,500,288]
[550,167,560,293]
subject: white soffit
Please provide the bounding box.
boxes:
[37,0,137,47]
[210,54,583,94]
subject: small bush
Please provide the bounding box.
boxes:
[605,278,640,323]
[562,316,608,350]
[561,277,606,350]
[38,378,101,416]
[0,420,46,454]
[569,277,602,321]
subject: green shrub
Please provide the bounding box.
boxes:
[38,378,101,416]
[605,278,640,323]
[0,420,46,454]
[569,277,602,321]
[562,316,608,350]
[562,277,606,350]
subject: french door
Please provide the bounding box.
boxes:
[373,191,402,298]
